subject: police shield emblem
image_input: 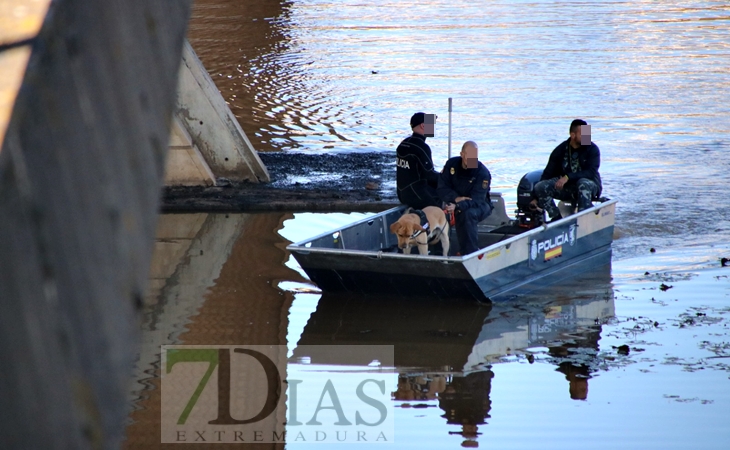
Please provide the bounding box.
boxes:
[450,167,455,175]
[482,179,488,189]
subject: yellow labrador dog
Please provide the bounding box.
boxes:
[389,206,450,256]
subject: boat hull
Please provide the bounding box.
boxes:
[287,199,617,301]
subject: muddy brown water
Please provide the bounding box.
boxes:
[183,0,730,260]
[125,0,729,448]
[124,211,730,449]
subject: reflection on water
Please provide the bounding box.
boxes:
[126,212,299,448]
[293,273,614,447]
[123,212,730,449]
[187,0,730,260]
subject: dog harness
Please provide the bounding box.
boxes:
[410,209,430,239]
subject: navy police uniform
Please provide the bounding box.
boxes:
[437,157,493,255]
[534,139,602,219]
[396,132,442,209]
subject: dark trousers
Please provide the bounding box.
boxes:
[455,204,491,255]
[534,177,599,218]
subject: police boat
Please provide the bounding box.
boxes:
[286,172,617,301]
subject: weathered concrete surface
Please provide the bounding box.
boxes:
[0,0,192,448]
[165,116,216,185]
[175,40,270,183]
[161,151,400,212]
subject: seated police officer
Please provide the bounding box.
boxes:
[396,112,442,209]
[530,119,602,222]
[438,141,493,255]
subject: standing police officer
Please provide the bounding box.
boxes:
[396,112,442,209]
[438,141,493,255]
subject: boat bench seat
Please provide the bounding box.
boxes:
[477,192,510,229]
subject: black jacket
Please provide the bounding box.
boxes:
[541,139,602,195]
[437,157,492,211]
[396,133,440,192]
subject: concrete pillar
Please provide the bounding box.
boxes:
[170,40,270,185]
[0,0,193,447]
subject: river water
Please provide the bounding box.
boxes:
[187,0,730,260]
[123,1,729,448]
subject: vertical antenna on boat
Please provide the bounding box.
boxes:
[448,97,453,158]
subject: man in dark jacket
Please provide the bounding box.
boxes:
[396,112,442,209]
[438,141,493,255]
[531,119,602,221]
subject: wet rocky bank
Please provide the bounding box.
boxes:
[161,151,399,212]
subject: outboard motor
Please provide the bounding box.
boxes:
[515,170,544,229]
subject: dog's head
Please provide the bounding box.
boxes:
[390,220,424,249]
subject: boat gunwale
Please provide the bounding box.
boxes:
[286,198,618,262]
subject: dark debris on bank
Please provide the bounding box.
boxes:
[161,152,399,212]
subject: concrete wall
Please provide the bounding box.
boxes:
[170,40,270,185]
[165,116,216,186]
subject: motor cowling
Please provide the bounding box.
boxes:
[515,170,544,228]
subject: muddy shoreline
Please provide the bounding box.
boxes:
[161,152,400,212]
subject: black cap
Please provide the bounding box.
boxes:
[410,112,425,128]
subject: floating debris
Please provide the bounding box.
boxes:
[398,403,434,409]
[663,395,714,404]
[679,317,695,327]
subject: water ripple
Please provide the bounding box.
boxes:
[188,0,730,258]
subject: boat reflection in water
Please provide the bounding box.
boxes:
[292,258,614,445]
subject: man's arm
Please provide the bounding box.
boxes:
[414,146,440,183]
[437,165,459,204]
[455,169,490,210]
[425,168,440,184]
[540,144,564,181]
[566,144,600,182]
